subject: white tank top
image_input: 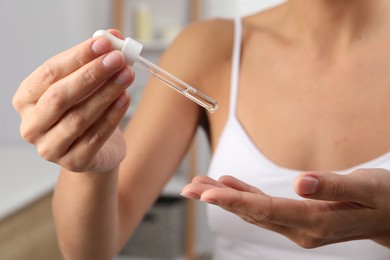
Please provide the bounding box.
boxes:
[206,17,390,260]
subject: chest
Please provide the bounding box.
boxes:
[208,40,390,171]
[241,44,390,170]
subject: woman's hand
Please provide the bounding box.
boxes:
[181,168,390,248]
[13,30,134,173]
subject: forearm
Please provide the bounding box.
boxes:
[52,168,120,260]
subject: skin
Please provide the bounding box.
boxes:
[182,170,390,248]
[12,0,390,259]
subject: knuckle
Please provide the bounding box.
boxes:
[244,213,271,226]
[12,93,23,112]
[41,60,58,85]
[253,197,274,224]
[98,86,118,104]
[86,131,104,146]
[37,143,56,162]
[238,205,274,226]
[240,214,257,225]
[252,208,273,225]
[83,66,100,85]
[327,179,346,201]
[20,122,36,143]
[13,80,31,112]
[65,111,87,131]
[105,109,123,126]
[224,198,241,209]
[46,89,66,112]
[75,49,88,68]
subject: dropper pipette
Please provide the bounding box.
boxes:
[93,30,218,113]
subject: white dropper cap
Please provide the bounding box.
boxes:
[93,30,143,66]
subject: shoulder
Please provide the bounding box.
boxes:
[168,18,235,61]
[157,19,235,87]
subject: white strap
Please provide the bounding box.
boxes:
[229,16,242,116]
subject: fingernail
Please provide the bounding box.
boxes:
[92,38,111,55]
[103,51,124,70]
[299,176,319,195]
[115,66,134,85]
[180,192,200,200]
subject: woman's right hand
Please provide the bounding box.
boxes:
[13,30,134,173]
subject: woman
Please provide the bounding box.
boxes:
[13,0,390,259]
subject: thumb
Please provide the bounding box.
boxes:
[294,170,375,206]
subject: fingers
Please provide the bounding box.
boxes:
[181,175,265,200]
[38,51,127,126]
[19,50,132,144]
[14,36,113,109]
[181,176,227,199]
[57,92,131,172]
[218,175,266,195]
[294,170,380,207]
[183,174,386,249]
[201,185,312,226]
[35,66,133,162]
[182,175,312,226]
[15,33,128,143]
[13,30,133,173]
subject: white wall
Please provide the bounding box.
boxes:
[0,0,112,221]
[201,0,286,19]
[0,0,111,145]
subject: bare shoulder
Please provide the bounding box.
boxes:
[166,18,234,61]
[169,18,234,56]
[157,19,235,89]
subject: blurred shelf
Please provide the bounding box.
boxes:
[141,41,170,52]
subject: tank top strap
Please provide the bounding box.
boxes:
[229,16,243,117]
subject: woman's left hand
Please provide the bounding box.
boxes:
[181,168,390,248]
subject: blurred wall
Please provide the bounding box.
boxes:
[0,0,111,145]
[0,0,286,145]
[201,0,286,19]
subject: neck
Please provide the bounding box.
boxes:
[284,0,390,48]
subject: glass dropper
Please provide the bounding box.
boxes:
[93,30,218,113]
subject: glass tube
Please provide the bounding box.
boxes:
[135,55,218,113]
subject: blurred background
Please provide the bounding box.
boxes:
[0,0,284,259]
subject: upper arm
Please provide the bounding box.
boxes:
[115,19,233,244]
